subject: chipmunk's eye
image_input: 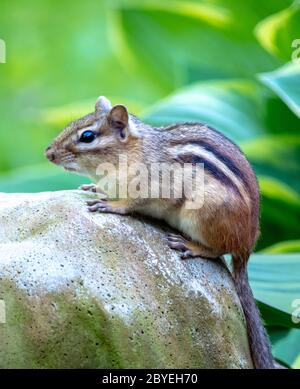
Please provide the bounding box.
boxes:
[79,130,96,143]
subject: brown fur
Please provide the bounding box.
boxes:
[45,97,274,369]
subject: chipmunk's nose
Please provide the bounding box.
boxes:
[45,146,56,162]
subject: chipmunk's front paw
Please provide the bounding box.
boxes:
[79,184,97,192]
[86,199,127,215]
[86,199,112,213]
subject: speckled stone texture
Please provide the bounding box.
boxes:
[0,190,253,368]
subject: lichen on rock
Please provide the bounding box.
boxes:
[0,190,253,368]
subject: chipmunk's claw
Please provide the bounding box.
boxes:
[166,233,198,259]
[79,184,97,192]
[179,250,195,259]
[167,233,188,251]
[86,199,112,213]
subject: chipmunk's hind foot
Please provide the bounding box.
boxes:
[167,233,220,259]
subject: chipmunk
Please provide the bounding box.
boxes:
[45,96,274,369]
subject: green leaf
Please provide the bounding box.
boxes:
[0,165,88,193]
[258,177,300,250]
[116,2,279,89]
[259,62,300,118]
[259,175,300,203]
[143,79,300,143]
[255,2,300,62]
[293,353,300,368]
[261,240,300,254]
[269,327,300,368]
[40,97,145,128]
[116,0,233,28]
[143,80,267,142]
[242,136,300,193]
[249,253,300,329]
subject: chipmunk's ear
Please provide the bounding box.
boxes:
[95,96,112,113]
[108,104,140,141]
[108,105,131,141]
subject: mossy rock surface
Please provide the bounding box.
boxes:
[0,190,253,368]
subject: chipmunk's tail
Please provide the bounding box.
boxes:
[232,254,274,369]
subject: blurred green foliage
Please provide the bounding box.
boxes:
[0,0,300,367]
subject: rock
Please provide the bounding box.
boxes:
[0,190,253,368]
